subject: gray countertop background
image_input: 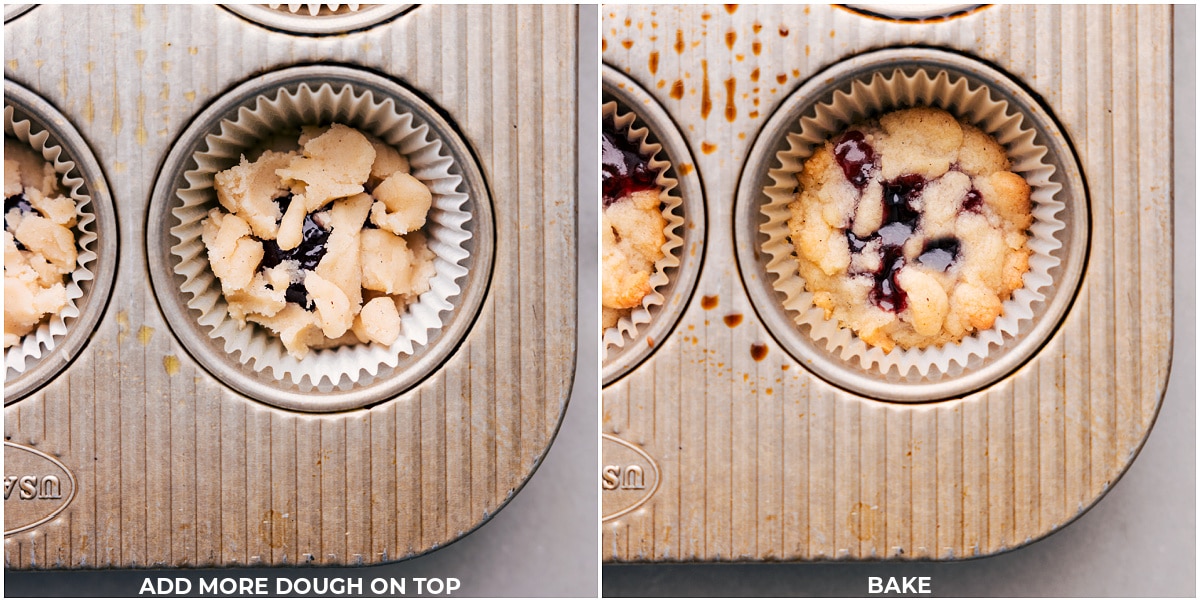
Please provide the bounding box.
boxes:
[601,5,1196,597]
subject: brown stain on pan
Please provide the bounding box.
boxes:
[116,310,129,343]
[670,80,685,100]
[674,29,685,54]
[701,295,719,310]
[110,79,123,135]
[848,502,876,542]
[723,314,743,328]
[648,51,659,75]
[750,343,768,361]
[135,94,147,146]
[700,60,712,119]
[724,77,736,122]
[725,30,737,50]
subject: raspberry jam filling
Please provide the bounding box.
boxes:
[833,131,876,189]
[917,238,960,272]
[258,193,332,310]
[882,174,925,228]
[4,193,32,250]
[602,123,658,207]
[839,135,969,313]
[962,188,984,212]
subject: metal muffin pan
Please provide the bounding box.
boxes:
[4,81,119,404]
[147,64,494,412]
[602,66,707,385]
[5,4,576,569]
[602,4,1172,562]
[734,47,1090,402]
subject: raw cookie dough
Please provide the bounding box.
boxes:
[4,139,78,348]
[787,107,1033,351]
[204,124,436,359]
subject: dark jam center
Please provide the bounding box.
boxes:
[832,131,876,189]
[258,194,331,311]
[601,126,658,207]
[869,249,907,313]
[917,237,960,272]
[882,174,925,228]
[844,174,930,313]
[962,187,984,212]
[5,193,33,250]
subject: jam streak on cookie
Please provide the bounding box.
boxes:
[258,193,332,310]
[4,193,32,250]
[962,188,984,212]
[602,126,658,207]
[870,249,907,313]
[882,174,924,228]
[836,134,982,315]
[917,238,960,272]
[833,131,876,189]
[846,174,928,313]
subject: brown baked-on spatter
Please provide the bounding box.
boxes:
[787,107,1033,351]
[4,140,77,348]
[203,123,435,360]
[601,121,665,331]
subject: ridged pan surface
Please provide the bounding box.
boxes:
[4,4,577,568]
[601,4,1172,562]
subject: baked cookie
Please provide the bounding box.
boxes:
[602,122,665,331]
[4,139,77,348]
[787,107,1032,351]
[204,123,435,359]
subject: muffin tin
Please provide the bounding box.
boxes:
[735,47,1088,401]
[5,4,576,568]
[602,5,1172,561]
[147,65,492,411]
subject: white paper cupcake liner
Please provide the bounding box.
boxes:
[268,3,360,17]
[170,82,471,390]
[4,107,98,374]
[601,101,684,358]
[761,68,1065,380]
